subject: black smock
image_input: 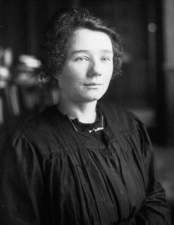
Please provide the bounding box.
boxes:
[0,102,171,225]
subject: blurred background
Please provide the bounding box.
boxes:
[0,0,174,223]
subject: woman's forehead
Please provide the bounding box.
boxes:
[67,28,113,54]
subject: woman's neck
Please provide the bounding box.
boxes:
[57,101,98,123]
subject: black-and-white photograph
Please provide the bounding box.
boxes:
[0,0,173,224]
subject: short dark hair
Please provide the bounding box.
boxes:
[41,7,123,82]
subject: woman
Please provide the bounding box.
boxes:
[0,8,171,225]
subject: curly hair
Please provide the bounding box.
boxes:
[41,7,123,83]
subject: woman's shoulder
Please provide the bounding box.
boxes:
[1,105,69,157]
[19,105,57,133]
[98,100,142,136]
[9,105,64,151]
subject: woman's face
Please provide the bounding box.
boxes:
[57,28,114,105]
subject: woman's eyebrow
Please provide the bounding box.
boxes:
[70,49,113,55]
[101,50,113,54]
[70,50,90,55]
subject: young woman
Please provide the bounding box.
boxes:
[0,8,171,225]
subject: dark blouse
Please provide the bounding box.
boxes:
[0,102,171,225]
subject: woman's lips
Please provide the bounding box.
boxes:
[84,83,102,86]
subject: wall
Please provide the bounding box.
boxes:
[163,0,174,146]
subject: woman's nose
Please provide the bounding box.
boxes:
[88,60,102,77]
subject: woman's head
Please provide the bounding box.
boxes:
[41,7,123,82]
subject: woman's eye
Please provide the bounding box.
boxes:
[75,57,89,62]
[101,57,110,61]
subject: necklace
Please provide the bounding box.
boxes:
[69,111,105,133]
[69,119,79,132]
